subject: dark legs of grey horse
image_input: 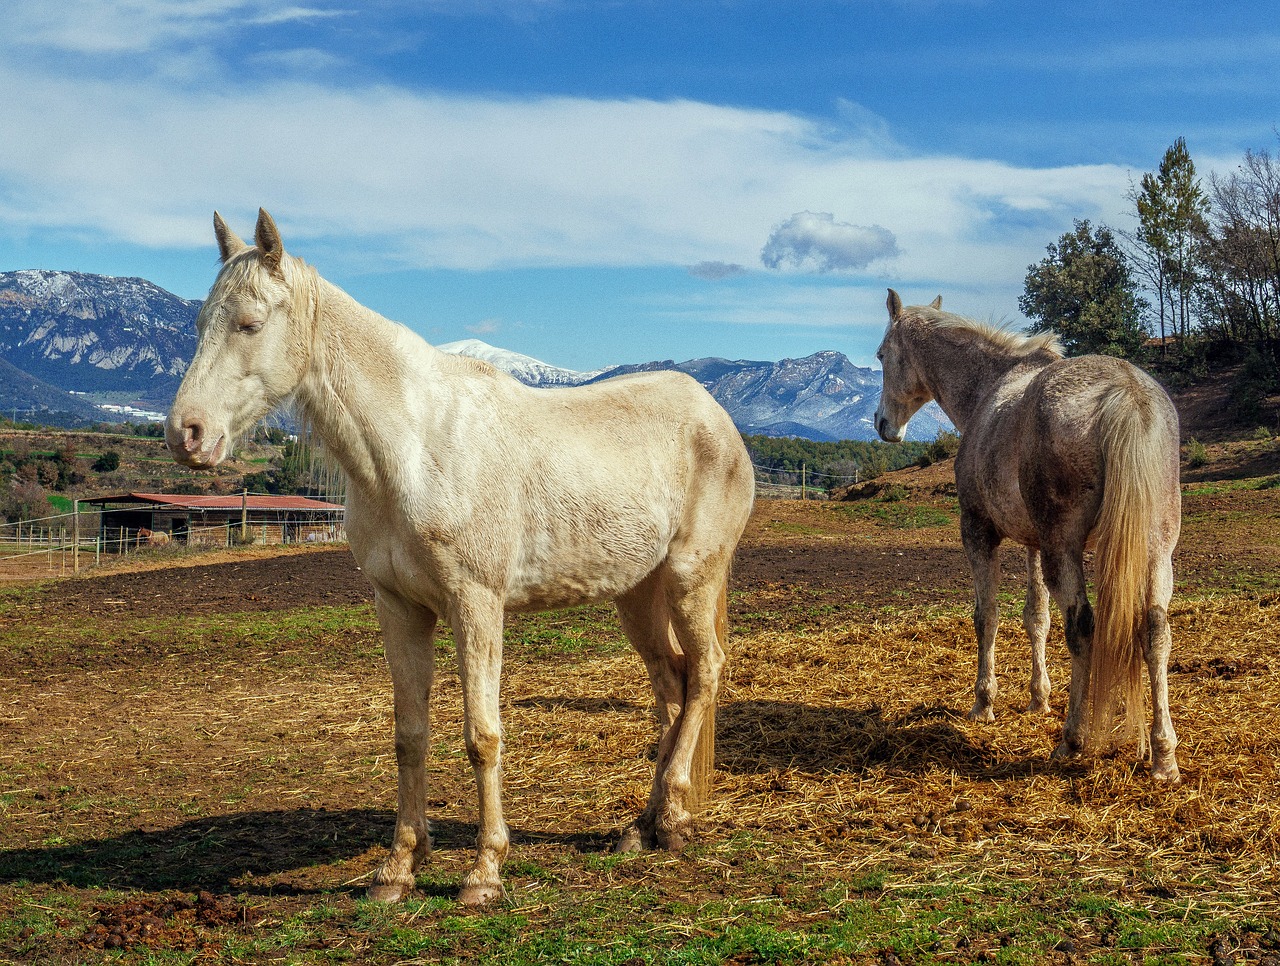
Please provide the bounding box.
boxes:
[1040,548,1093,759]
[368,594,438,903]
[963,527,1054,722]
[1145,554,1180,780]
[961,517,1001,722]
[1023,550,1052,714]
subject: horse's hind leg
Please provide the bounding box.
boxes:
[659,573,727,850]
[961,515,1001,722]
[615,572,685,851]
[1024,549,1052,714]
[1145,552,1180,781]
[624,557,727,852]
[368,592,438,903]
[1041,547,1092,759]
[451,592,510,906]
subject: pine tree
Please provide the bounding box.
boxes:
[1130,138,1209,348]
[1020,220,1148,358]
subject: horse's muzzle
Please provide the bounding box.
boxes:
[875,415,905,444]
[167,414,226,467]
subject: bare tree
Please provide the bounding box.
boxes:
[1203,146,1280,359]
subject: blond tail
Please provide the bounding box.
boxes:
[1087,386,1160,756]
[686,576,727,810]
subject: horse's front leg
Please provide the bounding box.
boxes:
[451,592,509,906]
[961,516,1002,723]
[1024,549,1052,714]
[369,592,438,903]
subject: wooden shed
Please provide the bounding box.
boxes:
[81,492,346,550]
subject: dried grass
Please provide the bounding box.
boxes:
[3,514,1279,917]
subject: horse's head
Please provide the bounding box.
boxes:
[873,289,941,443]
[167,209,314,468]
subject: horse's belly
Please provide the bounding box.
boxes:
[505,535,665,611]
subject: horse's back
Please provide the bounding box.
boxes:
[959,355,1179,548]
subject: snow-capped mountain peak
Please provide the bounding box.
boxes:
[436,338,608,387]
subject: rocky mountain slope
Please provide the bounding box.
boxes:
[0,270,199,418]
[439,341,951,441]
[2,271,948,441]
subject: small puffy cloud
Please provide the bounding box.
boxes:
[688,261,748,281]
[760,212,900,274]
[466,318,502,335]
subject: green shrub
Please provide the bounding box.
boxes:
[92,450,121,473]
[1185,438,1209,468]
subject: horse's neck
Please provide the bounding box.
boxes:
[920,332,1037,432]
[295,281,441,495]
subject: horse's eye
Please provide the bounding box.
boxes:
[238,319,264,334]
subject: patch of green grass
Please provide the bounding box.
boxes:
[1183,475,1280,496]
[1,867,1273,966]
[833,500,957,530]
[504,604,627,659]
[0,603,381,665]
[46,494,74,513]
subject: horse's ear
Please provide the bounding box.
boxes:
[886,289,903,321]
[930,295,942,310]
[254,208,285,271]
[213,212,247,263]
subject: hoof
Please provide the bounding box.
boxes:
[1151,760,1181,782]
[458,882,504,907]
[1024,699,1052,715]
[1050,739,1084,761]
[367,880,411,903]
[656,827,689,852]
[966,704,996,723]
[614,826,645,853]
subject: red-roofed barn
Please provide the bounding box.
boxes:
[81,492,346,549]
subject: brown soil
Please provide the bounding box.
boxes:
[2,487,1280,962]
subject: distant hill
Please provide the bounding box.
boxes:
[1,271,949,442]
[441,341,952,442]
[0,270,199,410]
[0,355,104,426]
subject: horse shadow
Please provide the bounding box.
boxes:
[715,699,1071,781]
[0,808,602,896]
[514,692,1071,781]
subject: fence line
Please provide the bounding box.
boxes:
[1,507,347,579]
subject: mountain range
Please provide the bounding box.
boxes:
[1,271,949,441]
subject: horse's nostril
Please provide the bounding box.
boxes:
[184,417,206,452]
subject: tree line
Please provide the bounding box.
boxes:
[1020,136,1280,422]
[745,433,958,493]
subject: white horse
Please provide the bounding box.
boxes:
[874,291,1182,780]
[167,209,755,904]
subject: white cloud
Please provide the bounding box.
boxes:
[761,212,899,274]
[2,0,346,54]
[0,56,1135,304]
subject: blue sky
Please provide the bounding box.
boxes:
[1,1,1278,372]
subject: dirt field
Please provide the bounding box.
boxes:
[2,479,1280,963]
